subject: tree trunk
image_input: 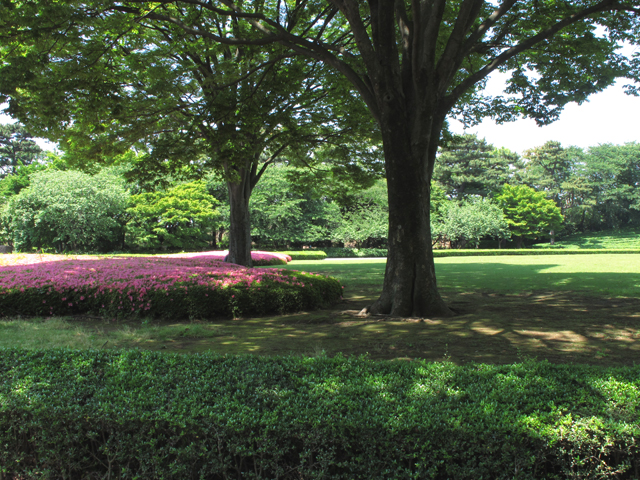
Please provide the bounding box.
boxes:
[226,173,253,267]
[367,121,453,318]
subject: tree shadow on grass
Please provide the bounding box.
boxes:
[240,260,640,367]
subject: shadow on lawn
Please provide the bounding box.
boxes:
[229,259,640,366]
[132,285,639,368]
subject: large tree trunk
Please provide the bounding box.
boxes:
[225,165,253,267]
[367,115,453,318]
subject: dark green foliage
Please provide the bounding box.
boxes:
[323,247,388,258]
[0,270,341,319]
[249,165,342,247]
[434,134,521,200]
[519,141,577,206]
[208,165,343,249]
[1,350,639,479]
[580,143,640,230]
[332,179,388,248]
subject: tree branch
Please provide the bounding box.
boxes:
[447,0,621,107]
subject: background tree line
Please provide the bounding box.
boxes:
[1,125,638,254]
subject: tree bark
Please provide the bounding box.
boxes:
[366,113,453,318]
[225,167,253,267]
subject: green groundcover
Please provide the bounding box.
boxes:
[1,349,639,479]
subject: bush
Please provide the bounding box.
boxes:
[323,247,388,258]
[276,251,327,260]
[126,181,219,251]
[1,350,639,479]
[3,169,128,252]
[431,197,510,248]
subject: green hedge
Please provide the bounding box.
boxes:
[1,349,639,479]
[323,247,388,258]
[275,251,328,260]
[0,271,342,320]
[320,248,640,259]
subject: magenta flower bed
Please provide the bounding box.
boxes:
[0,253,341,319]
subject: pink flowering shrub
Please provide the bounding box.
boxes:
[0,253,340,319]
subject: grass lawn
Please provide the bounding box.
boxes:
[534,226,640,249]
[2,254,639,367]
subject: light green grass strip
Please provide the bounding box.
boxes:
[433,248,640,257]
[285,254,640,297]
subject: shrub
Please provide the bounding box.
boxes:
[3,169,128,252]
[126,181,219,251]
[276,251,327,260]
[1,350,638,479]
[323,247,388,258]
[0,254,340,319]
[431,197,510,248]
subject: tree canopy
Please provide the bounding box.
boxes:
[0,123,43,178]
[434,134,521,199]
[496,184,564,247]
[127,181,219,251]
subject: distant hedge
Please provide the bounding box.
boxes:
[1,349,639,479]
[317,248,640,259]
[323,247,388,258]
[275,251,327,260]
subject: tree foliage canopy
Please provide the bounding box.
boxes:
[127,181,219,251]
[0,123,42,178]
[496,184,564,246]
[435,134,521,199]
[432,197,510,249]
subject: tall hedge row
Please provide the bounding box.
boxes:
[1,349,639,479]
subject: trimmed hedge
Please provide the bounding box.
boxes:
[320,248,640,259]
[323,247,388,258]
[0,270,342,320]
[1,350,639,479]
[275,251,328,260]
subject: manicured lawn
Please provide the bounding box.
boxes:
[1,254,639,366]
[534,226,640,249]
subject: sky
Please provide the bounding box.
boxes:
[449,76,640,155]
